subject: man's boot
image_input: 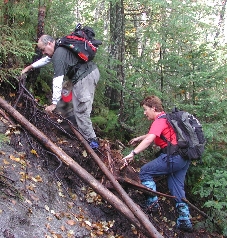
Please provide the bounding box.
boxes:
[89,138,99,149]
[142,180,160,213]
[176,202,193,232]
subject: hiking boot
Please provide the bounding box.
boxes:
[147,200,160,214]
[142,180,157,200]
[89,138,99,149]
[176,202,193,232]
[177,219,193,232]
[141,180,159,214]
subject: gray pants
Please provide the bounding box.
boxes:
[72,67,100,140]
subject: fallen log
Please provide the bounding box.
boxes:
[182,198,208,218]
[116,168,211,219]
[104,142,115,175]
[117,176,176,199]
[97,141,175,199]
[0,97,163,238]
[69,124,163,238]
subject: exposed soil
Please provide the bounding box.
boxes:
[0,87,224,238]
[0,119,140,238]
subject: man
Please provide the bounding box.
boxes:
[21,35,100,149]
[122,95,193,232]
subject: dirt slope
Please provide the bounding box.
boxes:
[0,119,142,238]
[0,110,223,238]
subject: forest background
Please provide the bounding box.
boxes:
[0,0,227,236]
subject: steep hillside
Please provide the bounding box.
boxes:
[0,86,223,238]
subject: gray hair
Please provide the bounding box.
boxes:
[39,35,55,45]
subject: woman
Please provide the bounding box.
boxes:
[123,95,193,232]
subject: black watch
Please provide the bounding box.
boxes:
[131,150,137,156]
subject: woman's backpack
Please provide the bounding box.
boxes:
[160,107,206,160]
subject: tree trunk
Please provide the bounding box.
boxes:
[106,0,125,111]
[27,6,46,83]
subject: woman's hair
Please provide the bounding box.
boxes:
[140,95,164,111]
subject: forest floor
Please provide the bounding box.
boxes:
[0,90,225,238]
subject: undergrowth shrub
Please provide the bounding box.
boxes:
[187,117,227,235]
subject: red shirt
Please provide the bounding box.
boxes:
[148,112,177,148]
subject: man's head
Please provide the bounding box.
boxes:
[37,35,55,57]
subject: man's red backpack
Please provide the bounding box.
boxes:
[56,23,102,62]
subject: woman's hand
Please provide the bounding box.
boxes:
[129,135,146,145]
[129,138,139,145]
[122,152,134,166]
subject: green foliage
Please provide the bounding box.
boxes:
[0,134,10,145]
[43,0,79,37]
[1,0,227,234]
[0,25,34,86]
[191,168,227,235]
[92,110,127,140]
[120,1,227,235]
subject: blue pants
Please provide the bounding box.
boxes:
[139,153,190,203]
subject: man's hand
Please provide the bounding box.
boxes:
[21,65,33,75]
[45,104,57,113]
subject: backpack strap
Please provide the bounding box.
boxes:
[160,135,178,155]
[158,114,179,155]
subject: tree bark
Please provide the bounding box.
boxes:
[117,176,176,199]
[26,6,46,92]
[0,97,163,238]
[106,0,125,111]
